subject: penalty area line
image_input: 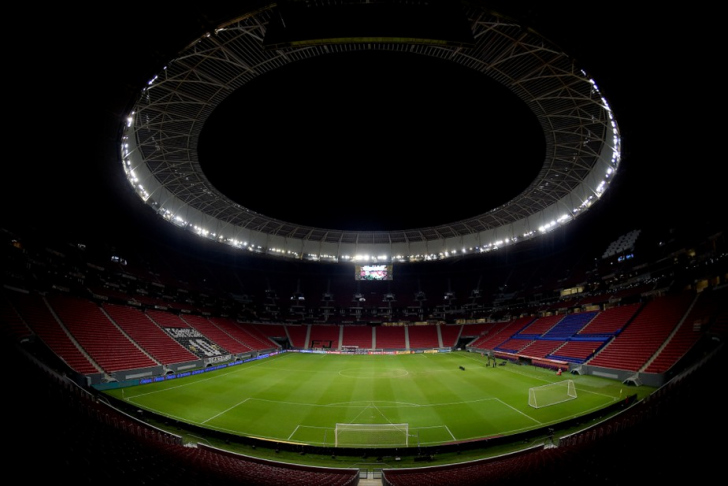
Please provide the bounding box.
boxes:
[496,398,542,424]
[202,397,250,424]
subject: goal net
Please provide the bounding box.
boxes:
[528,380,577,408]
[334,423,409,448]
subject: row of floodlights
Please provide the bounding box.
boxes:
[120,106,621,264]
[133,202,596,264]
[121,173,608,265]
[121,175,608,265]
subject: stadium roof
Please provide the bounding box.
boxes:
[120,0,621,264]
[6,1,722,263]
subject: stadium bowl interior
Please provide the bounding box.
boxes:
[4,1,726,485]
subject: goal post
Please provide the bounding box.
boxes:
[334,423,409,448]
[528,380,577,409]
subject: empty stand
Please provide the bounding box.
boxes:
[308,324,341,349]
[103,303,199,365]
[519,340,564,359]
[578,303,641,337]
[225,320,281,351]
[643,287,725,373]
[249,323,289,347]
[286,324,310,348]
[146,308,193,329]
[439,323,463,348]
[7,290,100,375]
[182,314,250,355]
[550,340,601,363]
[517,314,563,337]
[495,337,532,354]
[340,325,374,350]
[47,294,158,373]
[471,317,534,350]
[542,312,597,339]
[588,292,694,372]
[374,325,406,349]
[407,324,440,349]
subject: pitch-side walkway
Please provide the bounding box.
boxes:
[359,478,382,486]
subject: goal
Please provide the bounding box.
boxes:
[528,380,577,408]
[334,423,409,448]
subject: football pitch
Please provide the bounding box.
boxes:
[104,351,652,448]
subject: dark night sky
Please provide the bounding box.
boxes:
[197,48,545,231]
[6,2,723,254]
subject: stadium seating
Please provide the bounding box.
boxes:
[588,292,695,371]
[6,337,360,486]
[230,320,282,351]
[468,319,531,349]
[519,339,564,359]
[341,325,374,349]
[48,294,159,373]
[308,324,342,349]
[251,323,289,343]
[516,314,563,337]
[286,324,311,348]
[439,323,463,347]
[182,313,251,354]
[2,182,726,485]
[146,308,194,329]
[643,286,727,373]
[6,289,100,375]
[103,302,199,365]
[495,337,533,354]
[577,303,641,337]
[406,323,440,349]
[374,325,406,349]
[542,312,597,339]
[549,340,601,363]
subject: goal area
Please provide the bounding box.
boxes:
[528,380,577,408]
[334,423,409,448]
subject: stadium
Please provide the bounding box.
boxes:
[4,1,726,485]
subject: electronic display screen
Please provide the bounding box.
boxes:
[355,264,393,281]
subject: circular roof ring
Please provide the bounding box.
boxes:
[121,1,621,264]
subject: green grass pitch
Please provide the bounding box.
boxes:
[104,351,653,448]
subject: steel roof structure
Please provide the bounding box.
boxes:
[121,1,621,264]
